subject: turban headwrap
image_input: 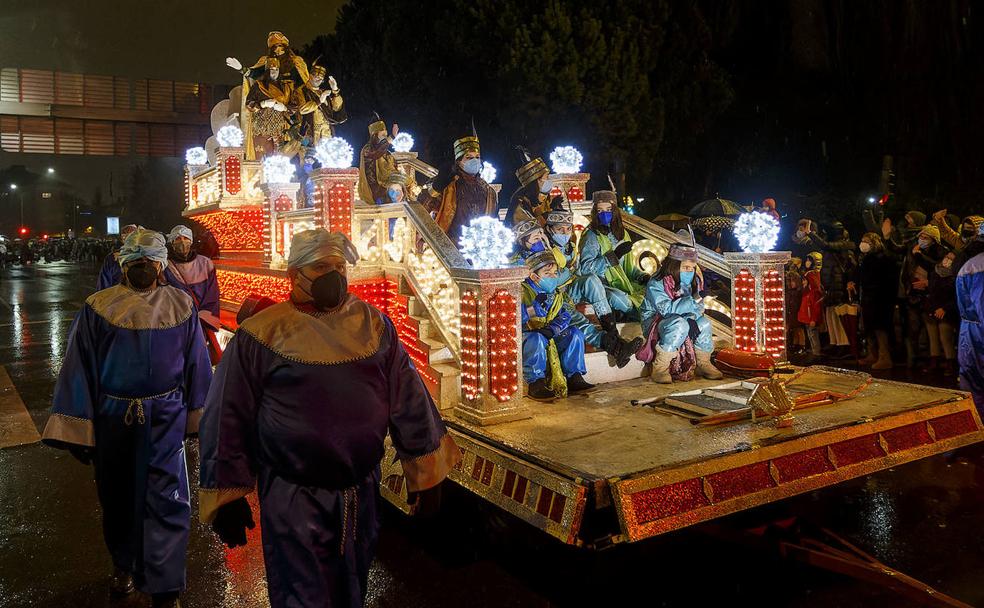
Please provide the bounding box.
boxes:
[118,229,169,269]
[287,229,360,270]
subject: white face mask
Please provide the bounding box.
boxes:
[859,242,871,253]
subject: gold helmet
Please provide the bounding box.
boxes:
[310,64,327,79]
[267,31,290,49]
[453,136,480,160]
[516,157,549,188]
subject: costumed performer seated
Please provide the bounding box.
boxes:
[577,190,647,319]
[522,250,595,401]
[637,243,723,383]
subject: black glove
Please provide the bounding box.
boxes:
[534,292,551,309]
[613,241,634,259]
[212,497,255,548]
[408,482,443,517]
[537,326,556,340]
[687,318,701,341]
[68,445,94,465]
[604,251,621,267]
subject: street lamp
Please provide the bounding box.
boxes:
[46,167,55,175]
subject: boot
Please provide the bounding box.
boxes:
[110,568,134,596]
[567,373,596,393]
[527,378,555,402]
[650,346,677,384]
[871,331,894,370]
[601,330,643,369]
[695,349,724,380]
[598,313,617,334]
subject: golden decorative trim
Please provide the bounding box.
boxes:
[401,433,462,493]
[87,285,194,330]
[199,486,253,523]
[42,413,95,447]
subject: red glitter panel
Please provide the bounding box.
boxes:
[566,186,584,202]
[536,488,554,517]
[216,270,291,304]
[326,182,353,238]
[487,290,519,402]
[882,422,934,452]
[273,193,292,212]
[481,460,494,486]
[471,456,485,482]
[193,208,264,252]
[630,478,709,523]
[460,291,481,401]
[830,434,884,467]
[772,447,834,482]
[549,494,567,523]
[930,411,978,440]
[733,270,757,353]
[223,156,241,195]
[501,470,517,497]
[513,476,528,502]
[706,462,775,502]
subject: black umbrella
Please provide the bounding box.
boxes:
[688,197,743,218]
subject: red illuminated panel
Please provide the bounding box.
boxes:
[192,208,264,252]
[460,291,481,401]
[733,269,756,352]
[566,186,584,201]
[487,290,518,402]
[224,156,242,195]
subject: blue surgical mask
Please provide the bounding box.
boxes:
[551,233,570,247]
[597,211,613,226]
[462,158,482,175]
[537,276,560,293]
[528,241,546,253]
[387,188,401,202]
[679,271,695,287]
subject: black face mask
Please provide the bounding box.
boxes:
[301,270,347,311]
[126,263,158,290]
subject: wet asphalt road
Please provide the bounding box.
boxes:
[1,261,982,607]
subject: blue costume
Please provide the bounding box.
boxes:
[957,251,984,412]
[42,284,213,595]
[521,278,587,397]
[199,296,459,608]
[578,227,646,316]
[640,276,713,353]
[97,251,122,290]
[163,254,220,318]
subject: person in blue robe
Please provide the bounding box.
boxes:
[199,229,460,608]
[521,250,595,401]
[638,243,723,383]
[96,223,141,290]
[42,229,213,608]
[957,228,984,414]
[577,190,648,319]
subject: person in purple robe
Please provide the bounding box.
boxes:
[96,223,141,290]
[42,229,213,608]
[164,225,221,326]
[199,229,461,608]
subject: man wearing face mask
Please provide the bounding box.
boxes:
[542,202,643,368]
[97,223,142,290]
[504,152,556,226]
[577,190,647,319]
[419,131,497,241]
[900,225,945,367]
[42,229,213,608]
[930,209,984,252]
[165,225,221,358]
[358,117,398,204]
[199,229,460,608]
[522,250,594,400]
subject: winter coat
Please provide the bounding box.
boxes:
[798,269,824,325]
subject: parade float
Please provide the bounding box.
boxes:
[182,35,983,578]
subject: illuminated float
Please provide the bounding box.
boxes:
[179,37,982,577]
